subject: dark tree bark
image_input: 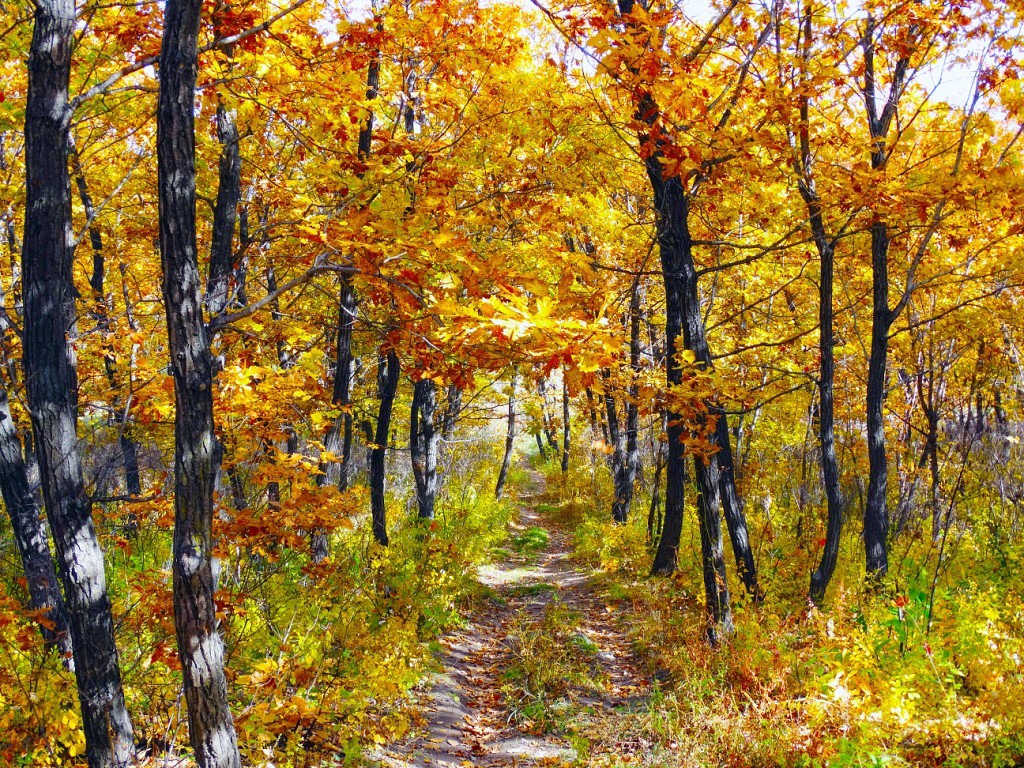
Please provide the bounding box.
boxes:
[535,432,547,460]
[312,278,357,561]
[157,0,242,763]
[584,388,600,437]
[860,14,915,579]
[561,375,570,474]
[0,385,72,663]
[634,83,733,639]
[647,411,667,544]
[495,372,517,500]
[606,280,642,523]
[441,384,462,442]
[410,378,439,520]
[715,415,761,601]
[603,380,637,524]
[357,53,380,160]
[791,3,847,604]
[206,100,241,317]
[370,351,399,545]
[23,2,136,764]
[537,379,559,451]
[326,281,357,491]
[864,218,892,577]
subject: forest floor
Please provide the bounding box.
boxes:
[364,472,654,767]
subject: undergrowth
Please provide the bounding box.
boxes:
[0,452,522,767]
[534,452,1024,768]
[501,598,605,734]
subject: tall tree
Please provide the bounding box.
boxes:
[785,2,846,603]
[410,377,439,519]
[561,374,570,474]
[860,13,916,578]
[156,0,242,763]
[370,350,400,545]
[0,385,72,663]
[495,371,517,500]
[22,1,136,763]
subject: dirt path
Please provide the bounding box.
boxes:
[366,473,651,767]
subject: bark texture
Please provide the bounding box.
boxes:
[0,385,72,663]
[635,87,734,638]
[410,378,439,520]
[561,376,570,474]
[370,351,400,545]
[794,3,846,602]
[495,373,517,500]
[23,1,136,763]
[157,0,242,763]
[206,101,241,317]
[312,278,357,561]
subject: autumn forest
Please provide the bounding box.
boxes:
[0,0,1023,765]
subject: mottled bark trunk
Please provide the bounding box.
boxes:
[609,282,642,523]
[157,0,241,763]
[313,278,356,561]
[585,388,599,437]
[23,2,136,764]
[715,415,761,600]
[0,385,72,663]
[642,133,732,639]
[647,412,667,544]
[859,12,913,580]
[796,4,845,603]
[561,376,570,474]
[864,219,891,577]
[809,238,844,601]
[370,351,399,545]
[538,379,559,451]
[206,100,241,317]
[410,378,438,520]
[441,384,462,442]
[604,385,635,524]
[495,373,517,500]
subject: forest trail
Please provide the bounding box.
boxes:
[368,471,652,767]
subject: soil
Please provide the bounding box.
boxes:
[366,472,652,767]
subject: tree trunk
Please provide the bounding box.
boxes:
[495,372,517,500]
[609,279,643,523]
[312,277,356,561]
[809,234,845,600]
[206,99,241,317]
[640,110,732,639]
[647,413,666,544]
[538,378,559,451]
[370,351,399,545]
[157,0,242,763]
[603,385,633,523]
[794,4,845,603]
[410,378,439,520]
[715,415,760,600]
[864,220,892,577]
[23,2,136,764]
[0,385,72,664]
[441,384,462,442]
[561,375,570,474]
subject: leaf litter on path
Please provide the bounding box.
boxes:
[364,472,652,767]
